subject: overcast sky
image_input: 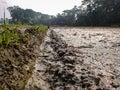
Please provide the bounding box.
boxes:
[7,0,82,15]
[0,0,10,18]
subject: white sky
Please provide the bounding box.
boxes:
[7,0,82,15]
[0,0,11,18]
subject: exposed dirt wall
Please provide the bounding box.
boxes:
[0,28,46,90]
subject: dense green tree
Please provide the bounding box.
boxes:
[79,0,120,26]
[8,6,54,25]
[8,1,120,26]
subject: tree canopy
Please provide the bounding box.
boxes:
[8,6,55,25]
[8,0,120,26]
[54,0,120,26]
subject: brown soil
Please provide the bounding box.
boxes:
[0,27,46,90]
[26,27,120,90]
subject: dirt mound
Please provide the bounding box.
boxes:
[0,27,46,90]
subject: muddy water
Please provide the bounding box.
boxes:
[26,28,120,90]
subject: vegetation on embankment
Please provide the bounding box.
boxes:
[0,24,48,90]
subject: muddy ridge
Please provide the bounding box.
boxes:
[0,28,46,90]
[26,28,120,90]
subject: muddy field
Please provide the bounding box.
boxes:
[26,27,120,90]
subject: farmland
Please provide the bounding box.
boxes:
[26,27,120,90]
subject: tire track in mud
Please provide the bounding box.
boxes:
[26,29,120,90]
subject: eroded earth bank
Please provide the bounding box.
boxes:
[26,27,120,90]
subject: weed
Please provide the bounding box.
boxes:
[33,25,48,33]
[0,10,20,47]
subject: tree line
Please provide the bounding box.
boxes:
[8,6,55,25]
[8,0,120,26]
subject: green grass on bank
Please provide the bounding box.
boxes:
[0,12,48,90]
[0,24,19,47]
[0,24,48,48]
[0,23,48,89]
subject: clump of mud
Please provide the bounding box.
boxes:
[0,27,46,90]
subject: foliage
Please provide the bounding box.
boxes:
[8,6,55,25]
[33,25,48,32]
[0,23,48,48]
[7,0,120,26]
[0,11,20,47]
[0,24,19,47]
[55,0,120,26]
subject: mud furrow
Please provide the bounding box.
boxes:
[26,28,120,90]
